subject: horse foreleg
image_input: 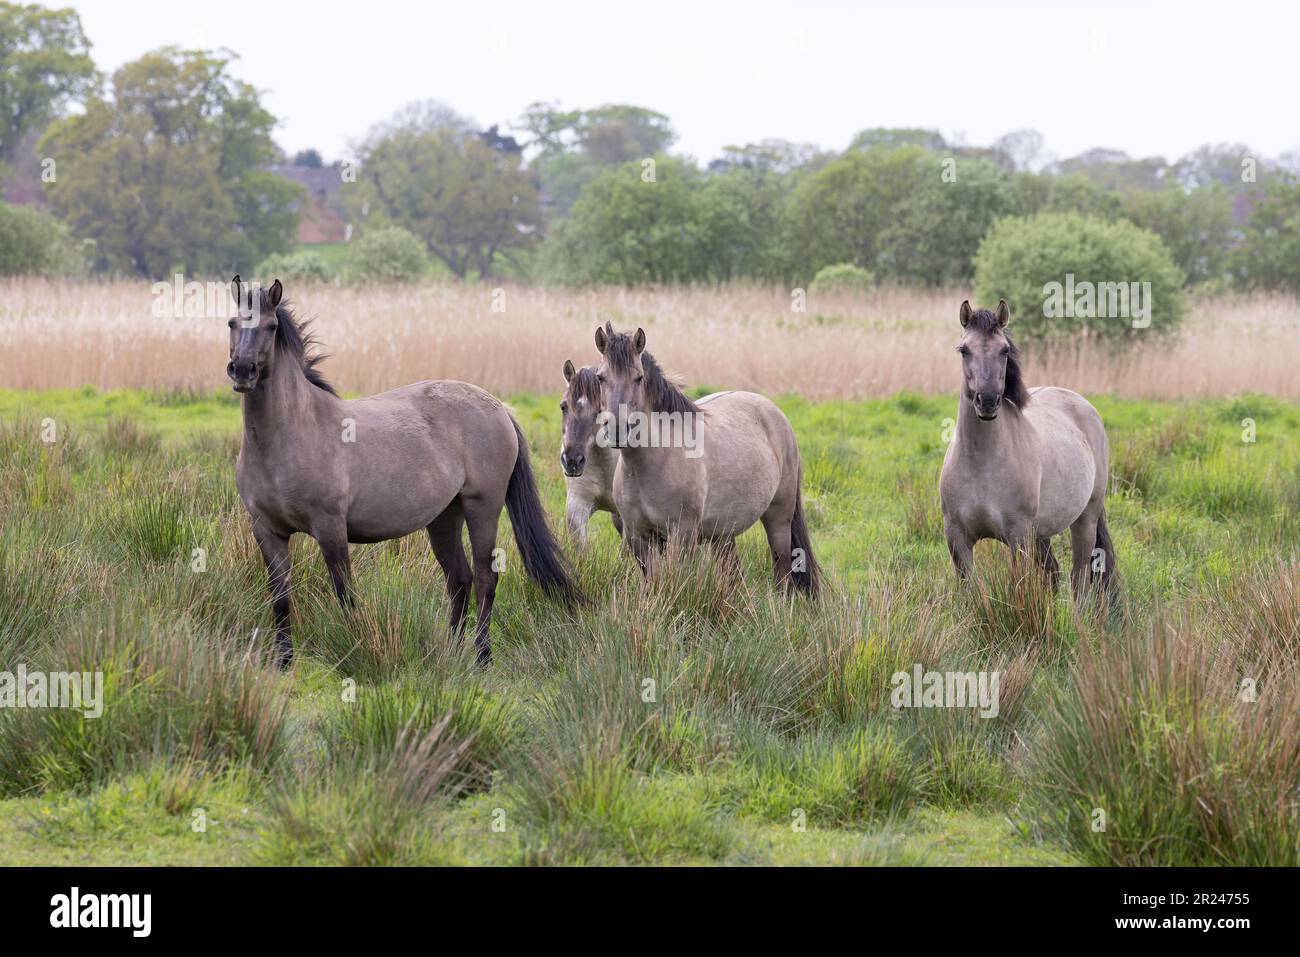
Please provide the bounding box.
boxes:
[625,530,655,578]
[944,521,974,580]
[1035,535,1061,591]
[463,498,502,667]
[254,526,293,668]
[565,495,593,544]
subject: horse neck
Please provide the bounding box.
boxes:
[955,393,1021,458]
[241,354,334,449]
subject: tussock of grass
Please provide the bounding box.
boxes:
[0,611,287,796]
[1021,612,1300,865]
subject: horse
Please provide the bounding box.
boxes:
[939,299,1117,599]
[592,322,819,596]
[559,359,622,542]
[226,276,580,668]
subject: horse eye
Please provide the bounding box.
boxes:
[560,402,568,414]
[1000,347,1010,356]
[266,323,278,332]
[957,346,969,356]
[228,318,236,328]
[597,374,605,383]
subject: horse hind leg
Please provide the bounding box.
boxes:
[761,508,794,593]
[427,502,472,646]
[1069,508,1102,600]
[314,518,355,609]
[463,496,504,667]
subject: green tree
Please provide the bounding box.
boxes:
[1121,185,1234,286]
[0,2,95,167]
[41,47,300,278]
[350,107,540,279]
[782,147,1017,285]
[1230,178,1300,292]
[541,156,704,285]
[519,102,676,217]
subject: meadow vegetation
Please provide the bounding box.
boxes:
[1,385,1296,865]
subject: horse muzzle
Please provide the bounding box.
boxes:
[228,359,259,393]
[560,450,586,477]
[974,392,1002,420]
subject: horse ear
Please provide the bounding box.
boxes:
[594,326,607,354]
[996,300,1010,327]
[230,274,242,305]
[563,359,575,383]
[633,328,646,354]
[267,279,283,310]
[959,300,972,328]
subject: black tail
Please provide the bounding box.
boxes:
[505,419,583,607]
[790,482,821,598]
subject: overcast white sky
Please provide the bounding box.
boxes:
[66,0,1297,165]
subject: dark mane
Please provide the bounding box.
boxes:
[275,302,337,395]
[604,330,698,415]
[969,308,1030,408]
[567,366,602,405]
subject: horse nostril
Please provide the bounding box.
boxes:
[227,362,235,376]
[573,453,585,470]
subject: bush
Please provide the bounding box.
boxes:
[0,202,86,277]
[343,226,429,284]
[973,212,1185,341]
[809,263,875,295]
[256,249,335,284]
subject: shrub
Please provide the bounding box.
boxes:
[0,201,86,277]
[973,212,1185,341]
[256,249,335,284]
[809,263,875,295]
[343,226,429,284]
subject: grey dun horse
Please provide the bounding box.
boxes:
[228,276,579,667]
[594,323,819,596]
[559,360,622,542]
[939,300,1116,598]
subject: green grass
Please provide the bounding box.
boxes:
[1,387,1298,865]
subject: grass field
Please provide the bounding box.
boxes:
[2,385,1298,865]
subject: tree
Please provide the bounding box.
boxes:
[782,147,1017,285]
[350,105,541,279]
[41,47,300,278]
[1122,185,1234,286]
[518,102,676,217]
[848,127,947,152]
[0,2,95,168]
[541,156,705,285]
[1230,178,1300,292]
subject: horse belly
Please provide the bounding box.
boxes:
[346,474,458,543]
[1034,456,1095,535]
[699,456,779,538]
